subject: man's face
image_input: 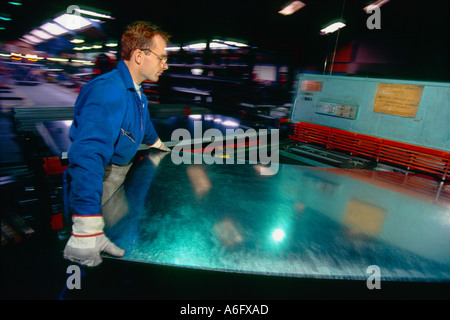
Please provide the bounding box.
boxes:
[140,34,169,82]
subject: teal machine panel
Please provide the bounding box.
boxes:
[291,74,450,152]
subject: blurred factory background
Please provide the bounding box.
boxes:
[1,0,449,301]
[2,0,448,105]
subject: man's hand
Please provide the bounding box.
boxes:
[148,138,170,152]
[63,216,125,267]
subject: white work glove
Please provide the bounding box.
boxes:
[147,148,170,167]
[148,138,170,152]
[63,216,125,267]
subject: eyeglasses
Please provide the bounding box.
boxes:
[139,48,168,64]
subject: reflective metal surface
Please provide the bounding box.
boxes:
[36,120,73,156]
[36,114,264,156]
[104,149,450,282]
[152,114,251,143]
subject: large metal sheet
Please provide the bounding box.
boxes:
[103,149,450,282]
[36,114,262,156]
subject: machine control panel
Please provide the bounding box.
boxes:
[315,101,358,119]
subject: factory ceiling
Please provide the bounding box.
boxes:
[1,0,447,46]
[1,0,448,80]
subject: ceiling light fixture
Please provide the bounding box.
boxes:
[24,54,44,61]
[278,1,306,16]
[30,29,53,40]
[166,46,181,52]
[75,8,114,20]
[10,52,21,60]
[209,42,229,49]
[23,34,43,44]
[320,21,346,35]
[223,40,248,47]
[40,22,68,36]
[47,57,69,62]
[53,13,92,31]
[184,43,207,50]
[363,0,390,12]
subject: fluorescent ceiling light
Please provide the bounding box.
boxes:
[363,0,390,12]
[212,39,248,48]
[75,8,114,20]
[224,41,248,47]
[53,13,92,31]
[47,57,69,62]
[188,43,207,49]
[70,38,85,44]
[24,54,44,60]
[73,46,92,51]
[278,1,306,16]
[166,46,181,52]
[23,34,43,44]
[30,29,53,40]
[320,21,346,34]
[40,22,68,35]
[209,42,229,49]
[191,68,203,75]
[72,59,94,65]
[11,53,22,60]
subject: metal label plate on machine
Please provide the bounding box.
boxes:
[315,101,358,119]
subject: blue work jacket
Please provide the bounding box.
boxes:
[66,60,159,217]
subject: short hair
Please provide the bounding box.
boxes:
[120,21,171,61]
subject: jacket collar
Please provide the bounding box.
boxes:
[117,60,136,91]
[117,60,147,105]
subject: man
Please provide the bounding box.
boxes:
[63,21,170,267]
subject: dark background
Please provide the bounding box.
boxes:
[2,0,449,81]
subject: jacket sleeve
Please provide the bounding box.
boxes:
[67,81,125,216]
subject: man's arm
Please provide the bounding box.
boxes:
[67,82,124,216]
[64,81,126,266]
